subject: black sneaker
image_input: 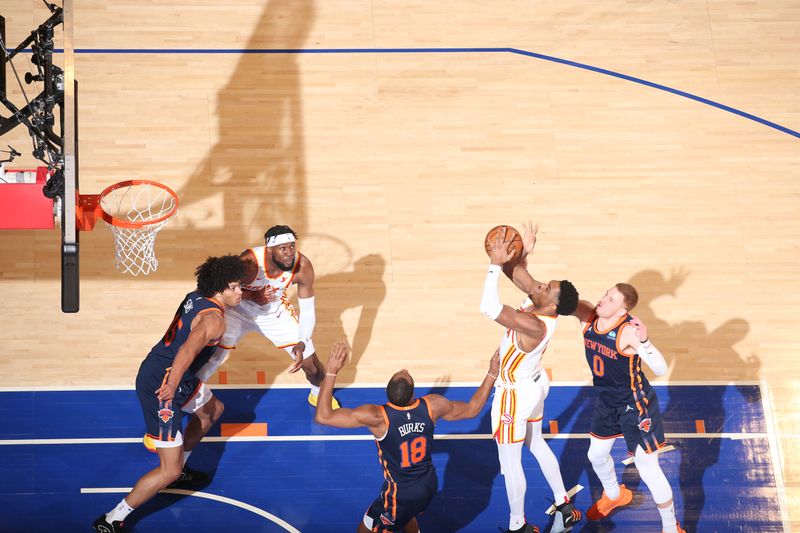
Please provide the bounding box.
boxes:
[93,514,127,533]
[551,499,582,532]
[166,465,210,489]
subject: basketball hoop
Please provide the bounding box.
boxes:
[77,180,178,275]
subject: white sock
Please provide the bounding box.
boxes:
[106,498,134,522]
[634,445,677,531]
[658,503,678,533]
[525,421,567,503]
[310,385,320,396]
[497,441,527,530]
[183,450,192,466]
[588,436,620,499]
[593,455,620,500]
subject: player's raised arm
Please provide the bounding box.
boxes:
[314,342,386,433]
[481,231,547,340]
[502,221,544,294]
[573,299,595,324]
[426,349,501,422]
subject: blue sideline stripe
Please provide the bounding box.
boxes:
[13,46,798,138]
[507,48,800,139]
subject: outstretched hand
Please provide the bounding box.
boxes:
[521,221,538,257]
[326,341,349,375]
[629,316,649,342]
[289,342,306,373]
[488,227,517,266]
[488,348,501,377]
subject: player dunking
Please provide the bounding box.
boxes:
[573,284,685,533]
[315,342,502,533]
[93,255,244,533]
[480,225,582,533]
[196,225,339,408]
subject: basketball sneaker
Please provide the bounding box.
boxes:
[664,522,686,533]
[551,499,582,532]
[308,392,340,409]
[586,484,633,520]
[92,515,127,533]
[504,524,540,533]
[166,465,210,489]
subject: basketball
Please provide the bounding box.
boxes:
[484,225,523,261]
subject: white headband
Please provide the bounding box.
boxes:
[267,233,296,247]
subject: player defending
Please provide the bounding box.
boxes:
[196,225,338,408]
[93,255,244,533]
[573,284,684,533]
[316,342,503,533]
[480,225,582,533]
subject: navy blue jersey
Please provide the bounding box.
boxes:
[376,397,435,483]
[583,312,652,409]
[145,290,224,376]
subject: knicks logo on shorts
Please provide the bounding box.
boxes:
[380,513,395,526]
[158,408,174,423]
[638,418,652,433]
[501,413,513,425]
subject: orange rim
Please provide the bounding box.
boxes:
[99,180,179,229]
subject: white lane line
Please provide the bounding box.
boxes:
[81,487,300,532]
[0,380,763,392]
[0,432,784,446]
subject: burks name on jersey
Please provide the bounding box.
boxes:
[398,422,426,437]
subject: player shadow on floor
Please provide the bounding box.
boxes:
[628,270,759,533]
[421,407,501,533]
[148,0,316,279]
[314,254,387,383]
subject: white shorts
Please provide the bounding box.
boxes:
[195,299,315,381]
[491,370,550,444]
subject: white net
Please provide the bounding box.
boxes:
[100,181,178,276]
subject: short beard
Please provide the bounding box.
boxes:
[275,257,295,271]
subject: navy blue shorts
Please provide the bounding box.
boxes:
[365,469,438,531]
[590,388,666,455]
[135,358,203,449]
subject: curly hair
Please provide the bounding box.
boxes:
[386,375,415,406]
[264,225,298,244]
[195,255,245,297]
[556,280,579,316]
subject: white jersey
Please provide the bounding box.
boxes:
[240,246,299,315]
[496,299,557,383]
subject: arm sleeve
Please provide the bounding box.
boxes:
[636,339,668,376]
[298,296,316,342]
[479,265,503,320]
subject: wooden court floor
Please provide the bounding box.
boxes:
[1,0,798,528]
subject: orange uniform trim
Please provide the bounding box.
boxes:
[593,313,629,335]
[616,322,637,357]
[275,341,298,349]
[387,399,420,411]
[180,381,202,407]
